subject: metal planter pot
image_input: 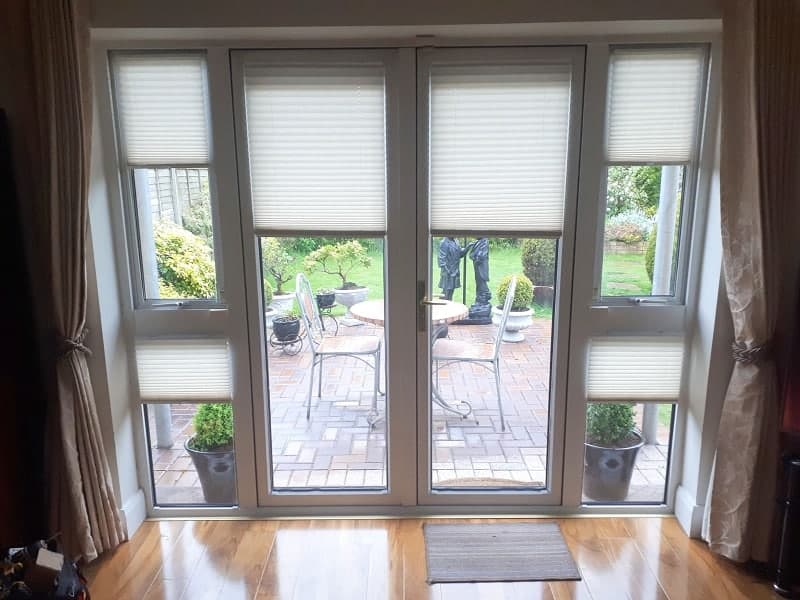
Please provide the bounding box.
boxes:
[583,431,644,501]
[185,439,236,505]
[273,317,301,341]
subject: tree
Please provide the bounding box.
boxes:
[261,237,295,295]
[606,166,662,218]
[303,240,371,289]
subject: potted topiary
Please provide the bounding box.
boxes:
[491,273,534,342]
[263,279,278,329]
[261,237,295,314]
[304,240,371,320]
[583,403,644,501]
[185,403,236,504]
[272,309,301,342]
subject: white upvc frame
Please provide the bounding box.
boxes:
[231,48,418,507]
[562,40,720,510]
[96,46,260,516]
[415,45,585,506]
[108,50,226,310]
[592,43,712,307]
[91,24,720,519]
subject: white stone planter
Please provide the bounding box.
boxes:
[270,292,295,314]
[492,306,533,343]
[264,307,278,330]
[334,286,369,322]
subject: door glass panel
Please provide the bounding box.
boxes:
[429,236,556,489]
[144,403,238,506]
[261,236,387,490]
[582,402,675,504]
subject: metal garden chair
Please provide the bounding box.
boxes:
[295,273,382,424]
[431,276,517,431]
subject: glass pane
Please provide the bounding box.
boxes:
[582,402,674,504]
[429,236,556,490]
[600,165,685,298]
[132,167,218,300]
[261,236,387,490]
[145,403,238,506]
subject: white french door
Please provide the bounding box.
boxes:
[415,47,584,506]
[231,46,583,508]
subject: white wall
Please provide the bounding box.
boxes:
[91,0,721,29]
[85,105,146,537]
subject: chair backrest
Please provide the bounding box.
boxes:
[493,276,517,358]
[295,273,324,349]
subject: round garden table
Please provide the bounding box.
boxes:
[349,299,469,326]
[349,298,475,422]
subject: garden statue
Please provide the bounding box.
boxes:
[438,237,472,300]
[468,237,492,322]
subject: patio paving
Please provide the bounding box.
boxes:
[148,318,669,504]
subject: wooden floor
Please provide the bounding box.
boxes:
[86,517,779,600]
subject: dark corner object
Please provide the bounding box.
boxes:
[774,456,800,597]
[0,109,48,546]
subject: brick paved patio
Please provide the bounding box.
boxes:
[148,318,669,504]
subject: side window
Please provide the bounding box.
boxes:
[112,53,220,303]
[598,46,707,302]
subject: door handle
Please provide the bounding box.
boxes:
[420,297,446,306]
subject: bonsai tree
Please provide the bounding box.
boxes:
[496,274,534,311]
[261,237,295,295]
[303,240,372,289]
[188,403,233,452]
[586,403,636,447]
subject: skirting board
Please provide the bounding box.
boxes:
[122,488,146,540]
[675,484,704,537]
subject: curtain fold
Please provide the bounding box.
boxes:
[30,0,126,560]
[703,0,800,562]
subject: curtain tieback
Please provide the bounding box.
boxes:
[732,341,771,365]
[59,328,92,358]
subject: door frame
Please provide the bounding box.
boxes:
[414,45,586,506]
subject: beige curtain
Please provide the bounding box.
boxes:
[31,0,127,560]
[703,0,800,562]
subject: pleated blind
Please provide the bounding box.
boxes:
[429,64,572,233]
[587,337,684,402]
[606,47,706,163]
[114,53,210,165]
[136,338,232,402]
[244,65,387,232]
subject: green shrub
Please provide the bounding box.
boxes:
[496,274,534,311]
[261,237,295,294]
[153,223,216,299]
[586,403,636,447]
[520,239,556,286]
[263,278,273,305]
[189,403,233,451]
[304,240,372,289]
[645,225,657,284]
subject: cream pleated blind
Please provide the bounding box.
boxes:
[587,337,684,402]
[429,64,572,233]
[605,47,706,163]
[113,53,210,165]
[136,338,232,402]
[244,65,387,232]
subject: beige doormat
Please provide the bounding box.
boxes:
[424,522,581,583]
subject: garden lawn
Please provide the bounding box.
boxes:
[266,242,569,319]
[601,252,652,297]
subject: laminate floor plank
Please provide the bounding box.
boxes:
[85,517,779,600]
